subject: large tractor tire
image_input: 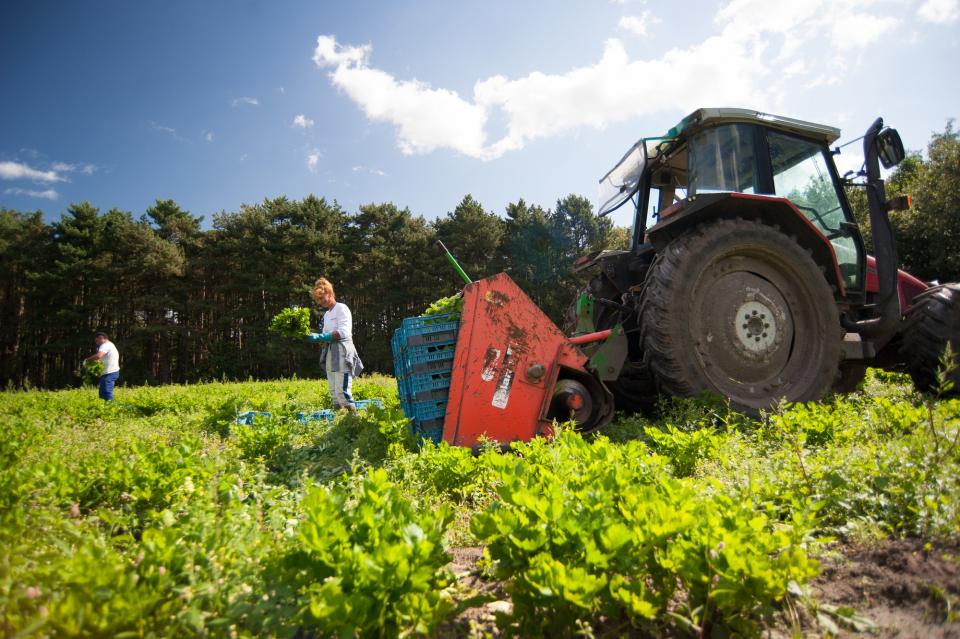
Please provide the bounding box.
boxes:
[901,283,960,394]
[640,218,842,412]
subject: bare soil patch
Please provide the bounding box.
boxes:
[440,540,959,638]
[808,538,959,638]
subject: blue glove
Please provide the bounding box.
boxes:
[308,331,334,342]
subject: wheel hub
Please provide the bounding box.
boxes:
[735,300,777,354]
[694,269,794,386]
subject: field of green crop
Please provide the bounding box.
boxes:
[2,371,959,637]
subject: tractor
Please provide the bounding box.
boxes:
[571,107,960,414]
[395,108,960,448]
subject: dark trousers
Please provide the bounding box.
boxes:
[99,371,119,401]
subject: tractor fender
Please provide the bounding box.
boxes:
[864,255,929,312]
[646,192,845,296]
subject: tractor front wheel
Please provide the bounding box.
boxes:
[901,283,960,394]
[640,218,842,412]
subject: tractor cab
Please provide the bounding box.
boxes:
[598,108,866,295]
[578,108,947,414]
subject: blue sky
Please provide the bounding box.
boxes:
[2,0,958,230]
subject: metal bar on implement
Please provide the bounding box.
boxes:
[436,240,472,285]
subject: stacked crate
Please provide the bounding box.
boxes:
[391,313,459,444]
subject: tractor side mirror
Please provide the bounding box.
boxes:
[877,128,905,168]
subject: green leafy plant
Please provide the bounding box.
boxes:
[268,306,312,339]
[293,468,456,636]
[643,424,729,477]
[232,415,293,463]
[470,430,819,636]
[78,359,104,386]
[423,293,464,319]
[3,372,959,637]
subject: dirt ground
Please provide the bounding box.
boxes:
[810,538,959,638]
[443,539,960,638]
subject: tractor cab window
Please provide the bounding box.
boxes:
[637,146,688,229]
[645,164,688,227]
[767,132,860,289]
[688,124,758,195]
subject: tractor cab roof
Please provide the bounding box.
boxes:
[597,108,841,216]
[668,108,841,145]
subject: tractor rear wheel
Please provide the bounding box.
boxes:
[901,283,960,394]
[640,218,842,412]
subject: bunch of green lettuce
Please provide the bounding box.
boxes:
[423,293,464,319]
[269,306,312,338]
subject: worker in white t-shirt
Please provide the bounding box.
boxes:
[84,331,121,401]
[308,277,363,410]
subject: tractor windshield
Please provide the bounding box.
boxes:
[688,125,759,195]
[597,138,673,217]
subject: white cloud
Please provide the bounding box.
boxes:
[830,11,897,50]
[313,1,906,160]
[307,149,321,172]
[231,96,259,107]
[352,165,386,176]
[204,131,215,142]
[149,121,192,143]
[51,161,97,175]
[150,121,177,135]
[5,187,58,200]
[293,114,315,128]
[918,0,960,22]
[0,160,65,183]
[314,35,488,158]
[313,35,372,68]
[618,12,656,37]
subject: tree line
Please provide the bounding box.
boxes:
[0,193,625,389]
[2,123,955,391]
[847,122,960,284]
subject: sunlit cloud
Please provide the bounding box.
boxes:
[148,121,191,143]
[4,187,58,200]
[618,12,657,37]
[51,161,97,175]
[313,35,488,158]
[293,114,315,128]
[830,11,897,50]
[307,149,321,172]
[0,160,65,183]
[352,165,386,176]
[918,0,960,22]
[231,96,259,107]
[313,0,905,160]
